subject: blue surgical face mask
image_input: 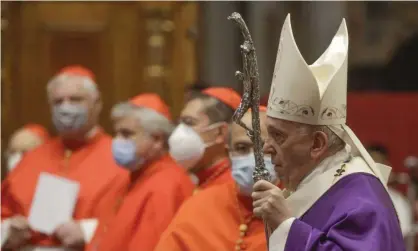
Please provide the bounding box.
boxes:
[112,138,144,170]
[52,103,88,133]
[231,153,277,196]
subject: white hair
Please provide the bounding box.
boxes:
[46,74,99,100]
[111,103,175,146]
[300,124,345,152]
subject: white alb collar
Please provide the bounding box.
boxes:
[296,145,351,191]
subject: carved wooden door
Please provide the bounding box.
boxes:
[1,1,198,178]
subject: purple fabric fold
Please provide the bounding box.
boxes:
[284,173,405,251]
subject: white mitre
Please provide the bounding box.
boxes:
[267,14,391,186]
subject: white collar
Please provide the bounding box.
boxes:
[86,126,99,139]
[286,155,374,218]
[296,145,351,191]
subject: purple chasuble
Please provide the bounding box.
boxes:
[285,173,405,251]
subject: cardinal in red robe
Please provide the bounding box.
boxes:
[156,107,278,251]
[1,65,127,250]
[86,93,195,251]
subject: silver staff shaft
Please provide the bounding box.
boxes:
[228,12,272,249]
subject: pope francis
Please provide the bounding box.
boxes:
[252,14,405,251]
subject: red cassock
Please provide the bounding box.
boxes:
[193,158,233,193]
[155,180,267,251]
[86,154,195,251]
[1,129,127,247]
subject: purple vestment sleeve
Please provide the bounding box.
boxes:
[282,174,405,251]
[287,213,385,251]
[287,217,368,251]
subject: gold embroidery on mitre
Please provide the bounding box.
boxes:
[320,105,347,120]
[269,98,315,118]
[269,99,347,121]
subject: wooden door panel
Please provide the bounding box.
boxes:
[108,2,145,105]
[47,29,113,132]
[2,2,198,165]
[18,2,115,133]
[49,31,103,74]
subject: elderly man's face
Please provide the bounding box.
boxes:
[113,115,162,162]
[49,78,101,136]
[263,117,315,190]
[50,80,90,108]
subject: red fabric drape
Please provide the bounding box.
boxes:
[347,92,418,172]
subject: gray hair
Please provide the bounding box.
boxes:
[111,103,175,147]
[299,124,346,153]
[46,74,99,101]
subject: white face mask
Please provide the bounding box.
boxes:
[231,153,277,196]
[7,152,23,171]
[169,123,206,170]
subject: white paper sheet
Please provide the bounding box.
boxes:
[79,218,98,243]
[28,172,80,235]
[1,219,11,247]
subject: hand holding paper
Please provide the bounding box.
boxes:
[28,172,80,235]
[54,221,85,248]
[1,216,31,249]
